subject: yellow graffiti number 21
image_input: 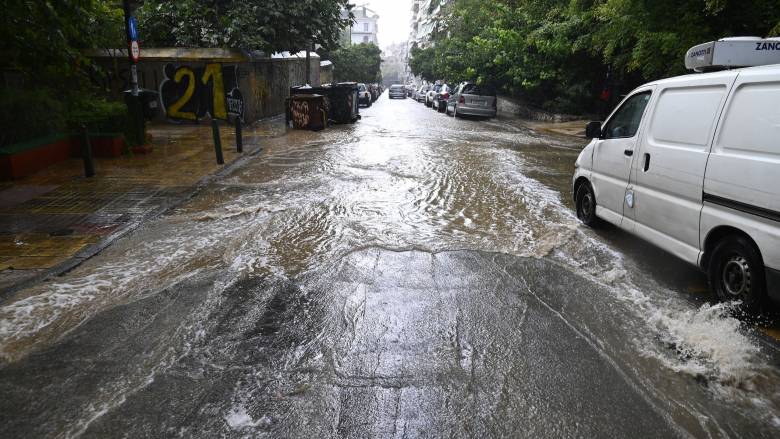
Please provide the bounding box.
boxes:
[168,67,197,121]
[202,63,227,120]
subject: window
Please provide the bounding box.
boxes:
[462,84,496,96]
[363,36,369,43]
[363,23,369,32]
[603,92,652,139]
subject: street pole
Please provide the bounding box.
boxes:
[122,0,144,146]
[122,0,139,97]
[305,45,311,85]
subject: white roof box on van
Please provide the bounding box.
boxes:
[685,37,780,72]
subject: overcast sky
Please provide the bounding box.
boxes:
[355,0,413,49]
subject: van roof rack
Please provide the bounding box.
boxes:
[685,37,780,72]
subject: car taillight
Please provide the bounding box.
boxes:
[459,96,465,104]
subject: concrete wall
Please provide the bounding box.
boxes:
[87,48,320,123]
[497,95,581,122]
[320,63,334,85]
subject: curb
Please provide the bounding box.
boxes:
[0,143,266,300]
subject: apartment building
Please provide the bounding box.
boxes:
[409,0,451,48]
[343,6,380,46]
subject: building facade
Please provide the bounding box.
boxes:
[409,0,451,48]
[343,6,380,46]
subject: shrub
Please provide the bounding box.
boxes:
[66,96,139,145]
[0,88,66,148]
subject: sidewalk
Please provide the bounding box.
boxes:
[0,119,285,294]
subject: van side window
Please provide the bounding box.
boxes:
[603,92,652,139]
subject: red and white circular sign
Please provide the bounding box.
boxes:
[130,40,140,63]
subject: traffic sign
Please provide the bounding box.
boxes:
[128,16,138,41]
[130,40,140,63]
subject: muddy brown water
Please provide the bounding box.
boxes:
[1,95,779,438]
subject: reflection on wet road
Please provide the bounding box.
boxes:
[1,95,779,438]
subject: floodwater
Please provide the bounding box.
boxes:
[1,94,779,438]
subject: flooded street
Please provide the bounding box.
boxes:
[1,95,779,438]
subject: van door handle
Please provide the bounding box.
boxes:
[624,149,634,156]
[643,153,651,171]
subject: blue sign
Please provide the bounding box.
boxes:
[128,16,138,41]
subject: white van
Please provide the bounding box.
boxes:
[572,38,780,309]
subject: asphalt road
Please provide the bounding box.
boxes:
[1,93,779,438]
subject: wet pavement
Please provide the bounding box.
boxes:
[0,122,281,292]
[1,94,779,438]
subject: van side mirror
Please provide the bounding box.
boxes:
[585,121,602,139]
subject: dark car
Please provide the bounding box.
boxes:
[431,84,453,113]
[446,82,497,118]
[389,84,407,99]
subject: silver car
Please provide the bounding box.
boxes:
[388,84,406,99]
[446,82,497,118]
[415,85,430,102]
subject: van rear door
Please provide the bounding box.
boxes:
[701,67,780,273]
[630,71,737,263]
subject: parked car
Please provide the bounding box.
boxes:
[388,84,407,99]
[572,47,780,309]
[368,84,380,102]
[357,83,372,107]
[425,84,442,107]
[446,82,497,118]
[431,84,452,112]
[415,85,430,102]
[405,84,416,97]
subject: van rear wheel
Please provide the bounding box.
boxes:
[575,182,599,227]
[708,235,766,311]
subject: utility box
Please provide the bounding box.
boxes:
[123,89,160,121]
[685,37,780,72]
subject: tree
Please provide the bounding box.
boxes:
[330,43,383,83]
[410,0,780,114]
[408,45,438,81]
[0,0,124,86]
[136,0,354,54]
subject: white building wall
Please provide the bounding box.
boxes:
[347,7,379,45]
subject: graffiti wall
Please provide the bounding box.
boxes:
[87,48,321,124]
[159,63,243,121]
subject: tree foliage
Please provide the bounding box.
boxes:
[410,0,780,113]
[136,0,354,53]
[0,0,124,86]
[330,43,383,83]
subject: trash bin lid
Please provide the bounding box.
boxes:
[292,94,325,99]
